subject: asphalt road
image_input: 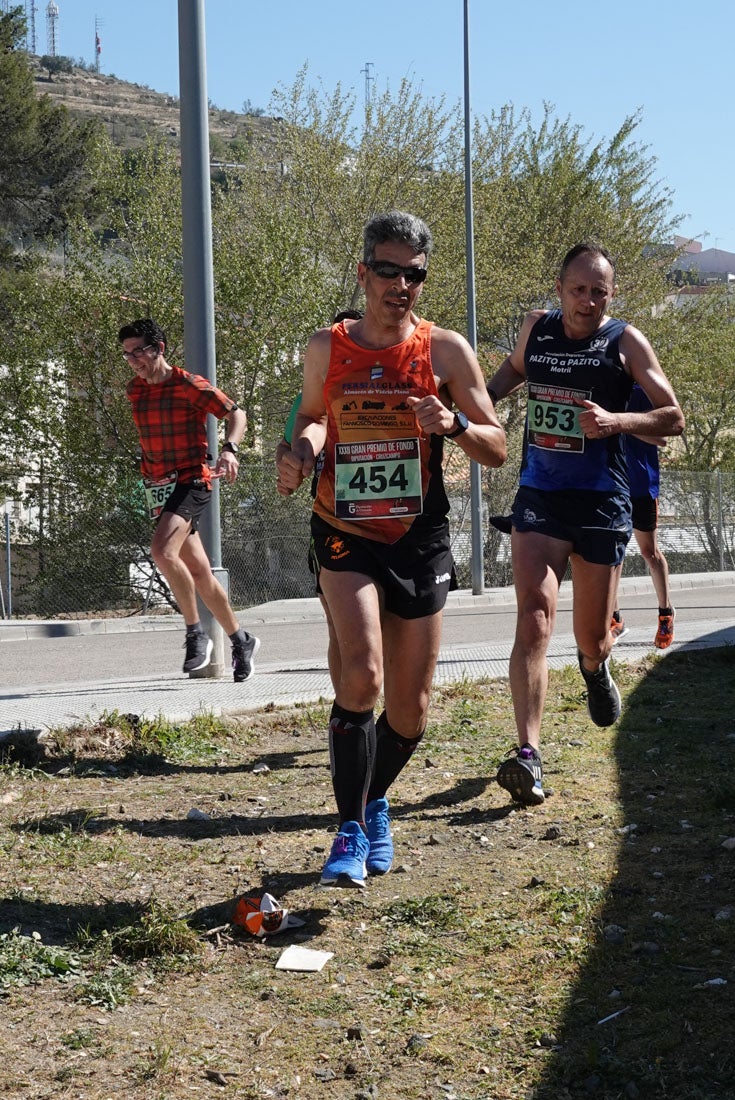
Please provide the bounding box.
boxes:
[2,576,734,689]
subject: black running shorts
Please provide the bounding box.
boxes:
[631,494,658,533]
[310,514,456,620]
[158,479,211,534]
[510,486,632,566]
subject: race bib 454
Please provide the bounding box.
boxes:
[334,438,422,520]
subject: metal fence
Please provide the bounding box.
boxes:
[2,467,735,618]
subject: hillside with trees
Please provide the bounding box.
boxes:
[28,52,278,161]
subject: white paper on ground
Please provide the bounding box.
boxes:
[275,945,334,972]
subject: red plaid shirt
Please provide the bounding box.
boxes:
[127,364,237,484]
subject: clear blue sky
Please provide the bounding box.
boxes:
[43,0,735,252]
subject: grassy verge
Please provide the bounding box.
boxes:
[0,649,733,1098]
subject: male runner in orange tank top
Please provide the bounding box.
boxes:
[278,211,506,886]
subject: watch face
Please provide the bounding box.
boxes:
[447,411,468,438]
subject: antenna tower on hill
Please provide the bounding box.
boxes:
[45,0,58,57]
[25,1,37,52]
[94,14,102,73]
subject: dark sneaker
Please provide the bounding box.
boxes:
[365,797,393,874]
[320,821,369,887]
[610,611,629,643]
[232,633,261,682]
[654,611,675,650]
[578,652,621,727]
[496,745,545,805]
[183,630,213,673]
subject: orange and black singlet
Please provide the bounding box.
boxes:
[312,318,450,545]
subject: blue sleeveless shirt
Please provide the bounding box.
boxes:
[519,309,633,494]
[624,384,660,498]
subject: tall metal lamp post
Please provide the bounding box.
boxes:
[463,0,486,593]
[177,0,226,676]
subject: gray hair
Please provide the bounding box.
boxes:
[363,210,433,264]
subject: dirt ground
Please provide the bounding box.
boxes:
[1,653,734,1099]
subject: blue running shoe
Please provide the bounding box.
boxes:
[497,745,545,806]
[365,797,393,875]
[320,821,369,887]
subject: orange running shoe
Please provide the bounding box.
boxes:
[655,611,675,649]
[610,611,629,643]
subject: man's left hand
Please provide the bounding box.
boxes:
[214,451,239,484]
[407,394,456,436]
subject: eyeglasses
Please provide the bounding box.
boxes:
[122,343,156,361]
[365,260,428,285]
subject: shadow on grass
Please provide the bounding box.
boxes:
[0,889,332,948]
[0,738,327,778]
[0,894,166,946]
[532,647,735,1099]
[8,777,493,841]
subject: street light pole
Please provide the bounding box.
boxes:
[177,0,226,676]
[463,0,485,593]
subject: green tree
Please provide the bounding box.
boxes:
[650,289,735,470]
[411,103,683,564]
[39,54,74,80]
[0,9,101,263]
[0,138,184,612]
[645,288,735,569]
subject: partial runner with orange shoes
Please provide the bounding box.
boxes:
[610,383,675,650]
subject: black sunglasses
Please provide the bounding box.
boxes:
[366,260,428,285]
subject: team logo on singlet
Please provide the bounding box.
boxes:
[589,337,609,352]
[371,366,383,380]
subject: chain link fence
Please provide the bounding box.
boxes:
[2,466,735,619]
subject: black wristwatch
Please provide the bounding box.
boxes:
[446,411,469,439]
[221,441,239,455]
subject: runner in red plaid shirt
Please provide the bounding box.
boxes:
[120,318,260,681]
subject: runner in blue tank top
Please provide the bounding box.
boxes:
[486,242,684,807]
[610,383,676,649]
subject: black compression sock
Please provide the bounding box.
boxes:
[367,711,424,803]
[328,703,376,826]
